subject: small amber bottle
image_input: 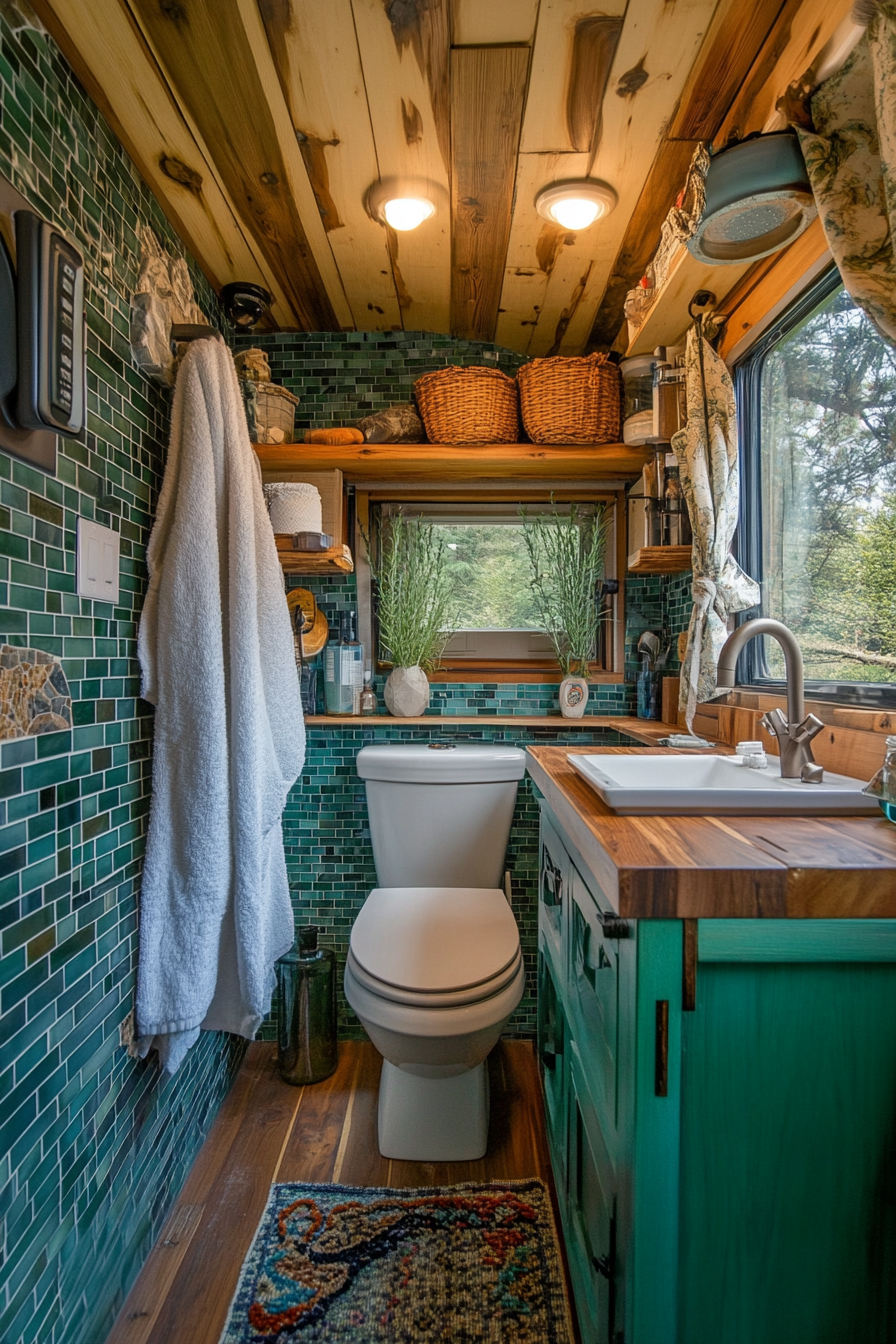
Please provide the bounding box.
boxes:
[359,671,378,716]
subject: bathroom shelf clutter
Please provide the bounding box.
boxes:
[274,537,353,574]
[627,545,692,574]
[253,441,651,481]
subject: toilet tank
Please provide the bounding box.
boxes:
[356,744,527,888]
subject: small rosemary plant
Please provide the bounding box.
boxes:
[368,511,456,670]
[522,503,609,676]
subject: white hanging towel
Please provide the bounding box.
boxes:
[136,337,305,1074]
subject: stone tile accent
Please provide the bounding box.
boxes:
[0,645,72,738]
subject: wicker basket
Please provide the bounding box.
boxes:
[256,382,300,443]
[517,353,622,445]
[414,366,519,444]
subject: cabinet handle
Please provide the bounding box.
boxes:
[542,861,562,908]
[655,1000,669,1097]
[599,911,630,940]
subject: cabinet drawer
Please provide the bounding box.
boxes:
[569,864,620,1133]
[537,950,569,1193]
[567,1040,618,1344]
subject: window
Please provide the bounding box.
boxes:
[736,269,896,705]
[358,494,625,680]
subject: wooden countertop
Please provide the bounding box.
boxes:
[526,744,896,919]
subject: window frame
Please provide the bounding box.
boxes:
[354,486,627,683]
[734,264,896,708]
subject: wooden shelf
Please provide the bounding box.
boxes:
[254,441,651,481]
[628,545,692,574]
[625,242,754,356]
[275,537,353,574]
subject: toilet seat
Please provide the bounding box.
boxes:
[346,945,523,1008]
[350,886,521,997]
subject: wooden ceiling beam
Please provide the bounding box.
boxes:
[258,0,403,333]
[667,0,789,141]
[587,0,853,353]
[450,46,529,342]
[586,0,786,351]
[449,0,539,47]
[128,0,350,332]
[350,0,452,334]
[30,0,296,324]
[498,0,719,358]
[715,0,857,142]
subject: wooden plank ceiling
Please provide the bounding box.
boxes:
[33,0,853,354]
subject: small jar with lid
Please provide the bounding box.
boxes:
[863,735,896,821]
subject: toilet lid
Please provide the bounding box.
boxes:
[350,887,521,992]
[346,946,523,1008]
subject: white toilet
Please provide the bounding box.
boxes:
[344,743,527,1161]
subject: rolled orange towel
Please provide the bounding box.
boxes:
[304,427,364,445]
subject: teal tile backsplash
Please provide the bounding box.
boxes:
[0,12,244,1344]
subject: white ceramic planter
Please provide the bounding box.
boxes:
[384,665,431,717]
[559,675,589,719]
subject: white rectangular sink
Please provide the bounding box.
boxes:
[569,752,879,815]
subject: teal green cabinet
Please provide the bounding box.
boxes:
[538,801,896,1344]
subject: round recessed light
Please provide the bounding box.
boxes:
[535,180,617,231]
[380,196,435,231]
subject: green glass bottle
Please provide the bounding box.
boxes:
[277,926,337,1085]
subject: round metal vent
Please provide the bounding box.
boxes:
[688,131,817,266]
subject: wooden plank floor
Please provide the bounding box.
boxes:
[107,1040,573,1344]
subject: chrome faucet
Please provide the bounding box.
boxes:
[716,618,824,780]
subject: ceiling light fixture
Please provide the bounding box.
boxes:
[367,180,438,232]
[380,196,435,231]
[535,180,617,231]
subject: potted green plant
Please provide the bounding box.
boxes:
[368,511,455,717]
[522,503,609,718]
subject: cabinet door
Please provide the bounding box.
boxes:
[568,863,621,1143]
[567,1039,620,1344]
[539,810,566,974]
[537,949,569,1195]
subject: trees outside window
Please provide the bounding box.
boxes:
[758,281,896,683]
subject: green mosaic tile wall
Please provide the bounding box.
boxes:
[0,14,245,1344]
[232,330,527,431]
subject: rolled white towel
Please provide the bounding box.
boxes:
[264,481,322,534]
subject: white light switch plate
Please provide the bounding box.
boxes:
[77,517,120,603]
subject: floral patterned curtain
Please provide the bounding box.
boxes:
[796,5,896,343]
[671,328,761,729]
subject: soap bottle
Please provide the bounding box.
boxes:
[276,926,337,1086]
[323,611,363,715]
[359,670,377,716]
[863,735,896,820]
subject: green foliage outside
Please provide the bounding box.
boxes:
[436,525,542,629]
[761,283,896,682]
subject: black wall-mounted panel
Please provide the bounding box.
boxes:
[15,209,84,437]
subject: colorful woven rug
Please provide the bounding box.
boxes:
[219,1178,574,1342]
